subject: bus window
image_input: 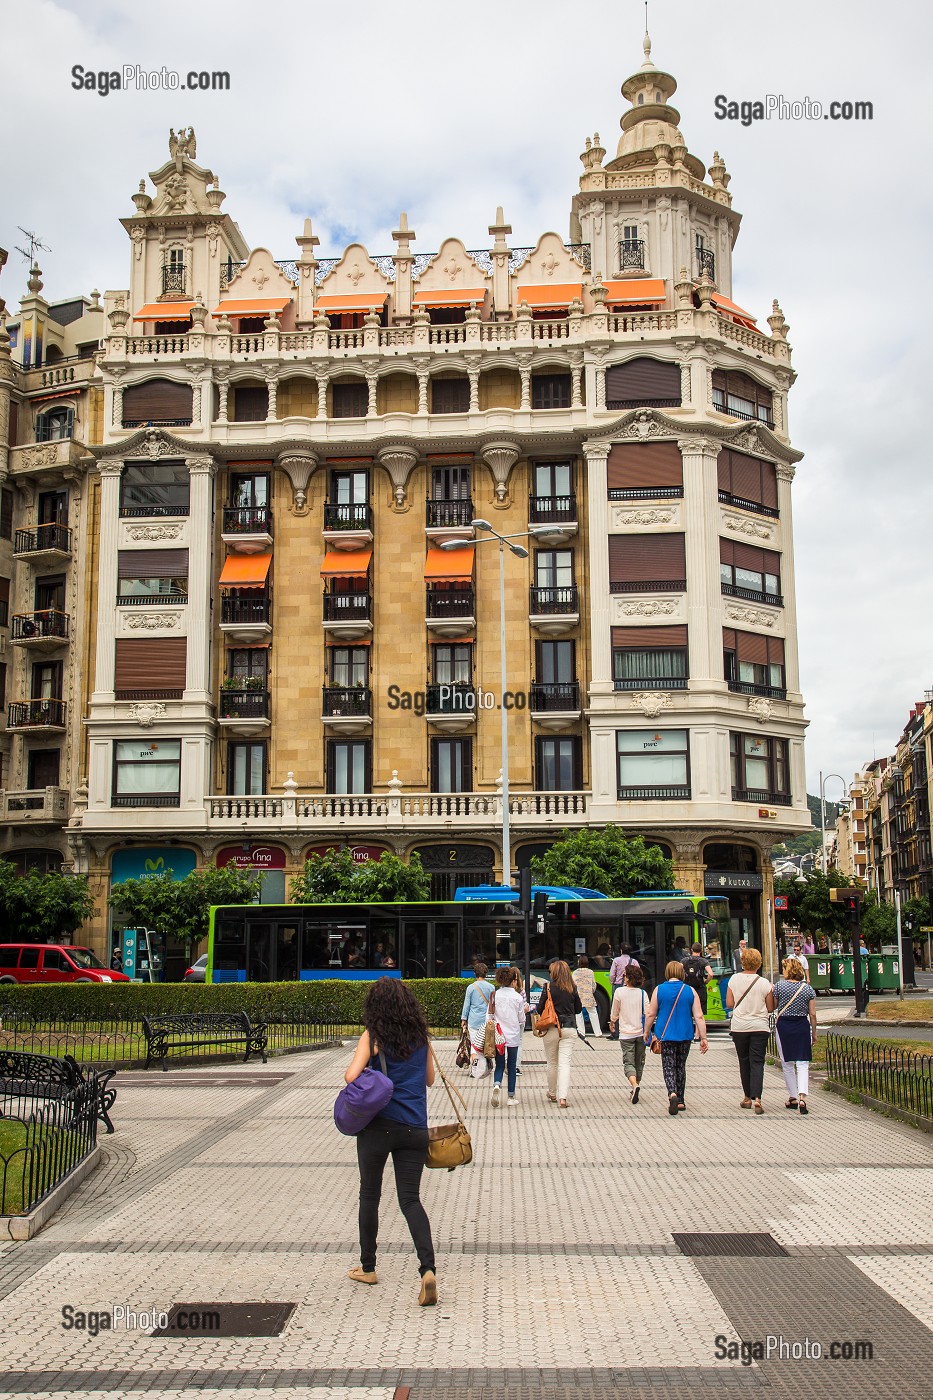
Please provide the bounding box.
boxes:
[275,922,301,980]
[213,919,246,978]
[665,922,693,965]
[247,922,272,981]
[434,921,459,977]
[625,921,658,989]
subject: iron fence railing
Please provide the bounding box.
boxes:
[824,1033,933,1123]
[0,1048,100,1215]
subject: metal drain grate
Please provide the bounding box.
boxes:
[151,1301,297,1336]
[673,1233,788,1257]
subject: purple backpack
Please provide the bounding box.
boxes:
[334,1046,394,1136]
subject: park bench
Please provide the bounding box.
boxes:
[141,1012,268,1071]
[0,1048,116,1134]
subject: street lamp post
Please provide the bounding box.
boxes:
[819,771,848,875]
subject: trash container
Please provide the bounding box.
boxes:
[866,954,900,993]
[808,957,832,993]
[830,954,854,991]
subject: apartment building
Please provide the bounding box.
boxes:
[0,253,103,871]
[861,699,933,913]
[71,39,811,957]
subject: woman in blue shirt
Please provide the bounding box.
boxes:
[344,978,438,1306]
[460,962,495,1071]
[643,960,708,1116]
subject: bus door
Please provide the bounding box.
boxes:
[400,920,462,979]
[626,920,660,991]
[274,920,301,980]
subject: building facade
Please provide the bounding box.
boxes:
[0,252,103,872]
[70,41,811,959]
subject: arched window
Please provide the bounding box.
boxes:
[36,406,74,442]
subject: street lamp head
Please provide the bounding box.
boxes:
[795,872,808,886]
[470,518,492,531]
[439,538,472,550]
[508,543,529,558]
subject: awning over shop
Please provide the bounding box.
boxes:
[133,301,195,322]
[218,551,272,588]
[213,297,291,317]
[424,546,474,582]
[710,291,758,330]
[320,548,373,578]
[412,288,487,308]
[602,278,666,305]
[315,293,388,312]
[516,283,582,309]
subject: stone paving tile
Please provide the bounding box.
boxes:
[769,1168,933,1247]
[848,1254,933,1330]
[0,1389,395,1399]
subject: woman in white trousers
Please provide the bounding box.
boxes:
[538,960,583,1108]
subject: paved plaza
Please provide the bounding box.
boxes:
[0,1024,931,1399]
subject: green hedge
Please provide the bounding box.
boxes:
[0,978,467,1029]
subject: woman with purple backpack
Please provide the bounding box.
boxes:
[343,978,438,1306]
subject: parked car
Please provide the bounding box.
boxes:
[184,953,208,983]
[0,944,131,985]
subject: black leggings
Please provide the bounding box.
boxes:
[732,1031,770,1100]
[660,1040,691,1100]
[356,1116,435,1276]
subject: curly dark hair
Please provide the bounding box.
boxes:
[362,977,429,1059]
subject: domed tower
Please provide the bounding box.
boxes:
[570,29,740,297]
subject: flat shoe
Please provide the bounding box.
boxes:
[418,1271,437,1306]
[754,1102,764,1115]
[785,1100,798,1109]
[348,1268,377,1285]
[559,1099,569,1108]
[631,1085,640,1104]
[547,1093,557,1102]
[668,1094,679,1116]
[740,1098,752,1109]
[799,1101,809,1115]
[677,1103,686,1112]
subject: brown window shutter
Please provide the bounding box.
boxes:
[760,461,778,509]
[608,533,685,583]
[720,537,735,566]
[605,358,681,406]
[118,548,188,578]
[736,630,768,665]
[762,549,781,576]
[722,627,736,651]
[8,403,17,446]
[612,624,687,648]
[717,452,731,493]
[607,441,683,490]
[122,379,193,425]
[0,578,9,605]
[729,452,763,503]
[769,636,785,665]
[733,542,767,572]
[712,369,726,392]
[114,638,187,695]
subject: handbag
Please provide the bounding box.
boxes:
[533,983,558,1038]
[425,1044,473,1171]
[455,1027,471,1068]
[333,1040,394,1135]
[649,983,686,1054]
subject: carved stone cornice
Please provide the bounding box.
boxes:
[721,512,775,541]
[723,602,779,629]
[585,407,803,465]
[376,445,420,507]
[88,426,223,462]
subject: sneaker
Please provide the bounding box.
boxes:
[507,1095,516,1105]
[631,1085,640,1105]
[492,1084,501,1108]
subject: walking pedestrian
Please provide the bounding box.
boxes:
[726,946,775,1114]
[460,963,495,1076]
[344,978,438,1306]
[681,941,712,1014]
[537,959,583,1108]
[509,966,526,1074]
[572,954,603,1037]
[643,961,709,1115]
[732,938,748,973]
[489,966,529,1107]
[774,956,818,1114]
[609,962,649,1102]
[607,946,639,1040]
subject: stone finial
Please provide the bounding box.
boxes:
[387,770,403,794]
[190,294,208,328]
[393,211,416,248]
[708,150,731,189]
[89,289,101,310]
[768,299,789,340]
[296,217,320,257]
[642,29,653,67]
[108,304,130,331]
[282,772,298,794]
[132,181,153,214]
[26,262,43,294]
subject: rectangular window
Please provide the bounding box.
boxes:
[431,378,470,415]
[431,737,472,793]
[432,643,473,685]
[722,629,785,696]
[117,548,188,604]
[0,488,13,539]
[114,638,187,699]
[431,465,471,500]
[607,442,683,499]
[536,639,575,685]
[119,463,190,517]
[327,740,371,795]
[536,736,582,792]
[0,577,9,628]
[712,371,773,426]
[329,646,369,687]
[38,490,68,525]
[535,549,574,589]
[27,748,60,789]
[617,729,690,799]
[533,461,572,499]
[228,741,266,796]
[730,732,791,803]
[719,540,782,603]
[331,382,368,418]
[531,373,572,410]
[228,648,269,684]
[230,473,270,508]
[330,470,369,505]
[112,738,181,807]
[34,574,66,613]
[608,534,687,592]
[231,385,268,422]
[32,660,63,701]
[717,448,778,514]
[36,408,73,442]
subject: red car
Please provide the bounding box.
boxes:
[0,944,130,984]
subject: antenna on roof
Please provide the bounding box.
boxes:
[14,228,51,265]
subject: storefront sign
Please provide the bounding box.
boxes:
[704,871,763,893]
[305,843,388,865]
[111,848,197,884]
[216,845,287,870]
[773,895,789,911]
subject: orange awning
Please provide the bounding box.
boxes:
[711,291,758,328]
[424,546,474,582]
[133,301,195,322]
[603,278,666,305]
[213,297,291,317]
[325,637,371,646]
[320,548,372,578]
[412,288,486,308]
[218,552,272,588]
[316,293,388,312]
[516,283,582,308]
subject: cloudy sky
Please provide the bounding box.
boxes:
[1,0,929,799]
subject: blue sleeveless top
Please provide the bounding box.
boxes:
[655,980,695,1042]
[373,1042,428,1128]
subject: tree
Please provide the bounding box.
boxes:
[860,891,897,945]
[773,867,854,943]
[290,849,431,904]
[0,861,95,941]
[109,865,262,958]
[530,827,674,898]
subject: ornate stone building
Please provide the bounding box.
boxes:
[68,40,810,963]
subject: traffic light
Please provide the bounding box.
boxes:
[532,890,549,922]
[519,867,532,914]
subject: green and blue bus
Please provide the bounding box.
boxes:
[206,890,735,1024]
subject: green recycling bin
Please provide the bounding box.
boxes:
[808,956,832,993]
[866,954,900,993]
[830,954,854,991]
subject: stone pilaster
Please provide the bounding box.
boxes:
[90,461,124,700]
[679,437,723,683]
[776,463,800,695]
[185,455,216,701]
[583,442,612,693]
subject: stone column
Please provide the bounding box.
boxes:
[185,455,216,702]
[91,461,124,700]
[414,357,430,415]
[570,351,584,408]
[265,372,278,422]
[110,377,124,429]
[517,354,532,411]
[466,357,480,413]
[316,369,329,419]
[679,437,723,684]
[214,372,229,424]
[584,443,613,694]
[364,363,379,417]
[776,463,800,695]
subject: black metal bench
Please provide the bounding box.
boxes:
[141,1012,268,1071]
[0,1049,116,1134]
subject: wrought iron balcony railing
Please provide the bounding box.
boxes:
[322,686,372,717]
[221,596,271,626]
[696,248,716,280]
[614,676,688,692]
[727,680,787,700]
[721,583,784,608]
[161,263,187,295]
[610,579,686,594]
[529,681,581,711]
[426,499,474,529]
[619,238,646,270]
[13,525,72,556]
[8,698,67,729]
[733,787,793,807]
[425,683,476,715]
[324,503,372,531]
[223,505,273,535]
[323,591,372,622]
[219,689,271,720]
[529,494,577,523]
[426,588,475,619]
[619,784,691,801]
[718,490,779,518]
[11,610,70,642]
[529,585,579,615]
